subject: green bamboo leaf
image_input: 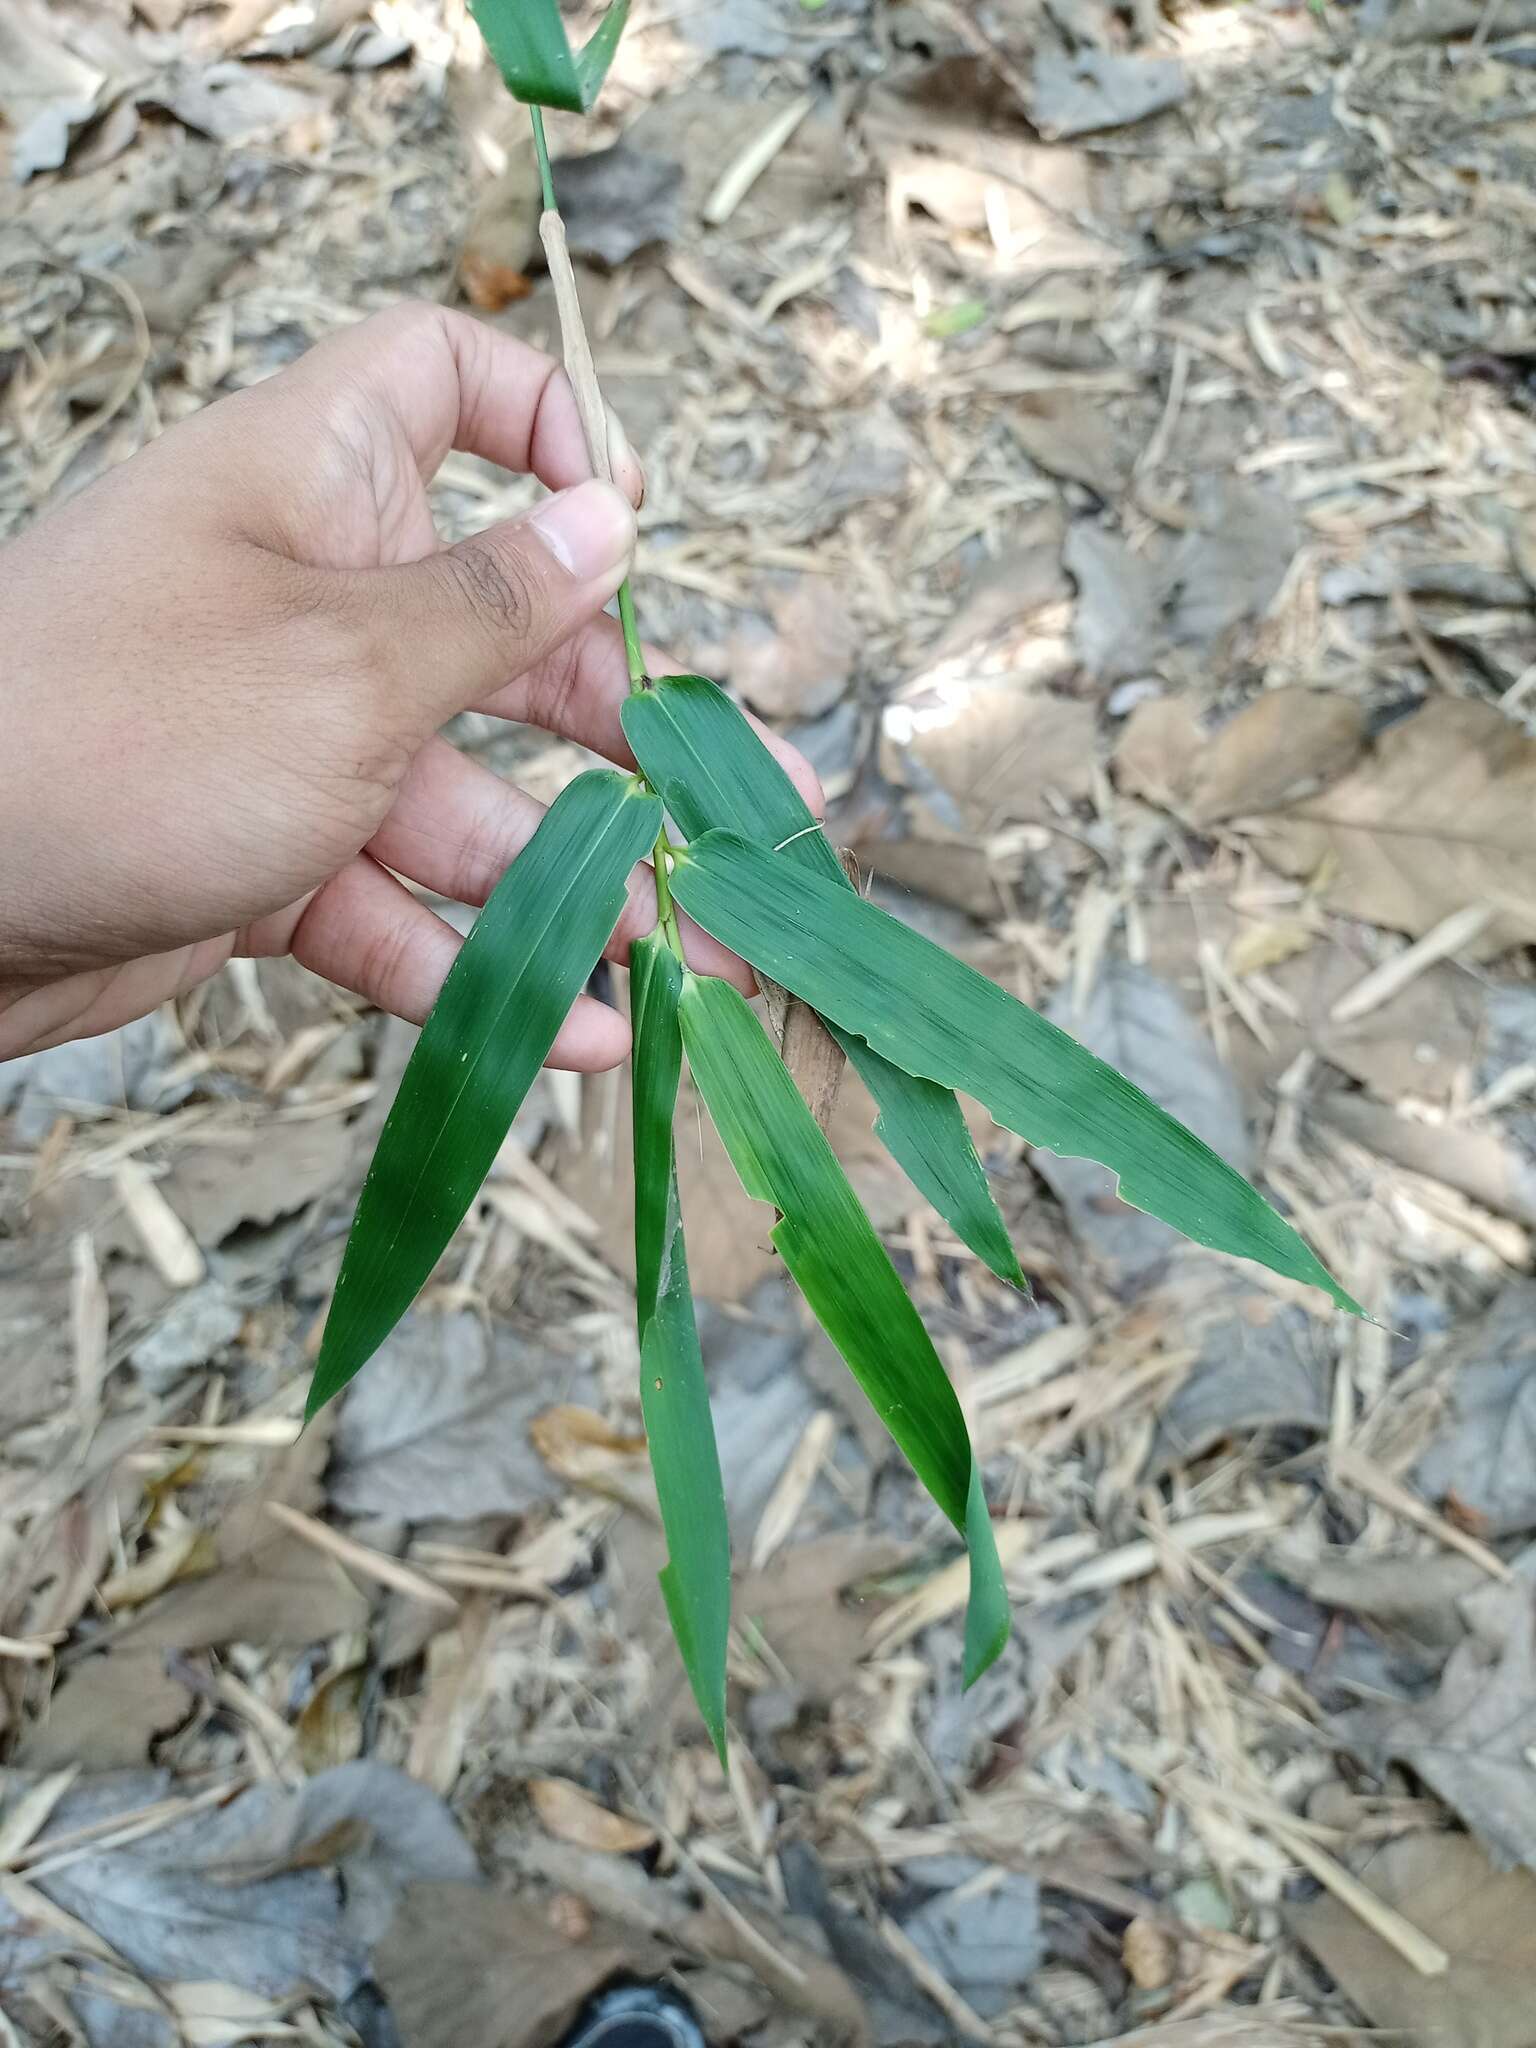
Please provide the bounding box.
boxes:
[631,935,730,1760]
[623,673,848,888]
[671,833,1365,1318]
[468,0,630,112]
[623,676,1024,1288]
[828,1027,1026,1291]
[632,933,682,1324]
[306,771,661,1421]
[679,972,1009,1685]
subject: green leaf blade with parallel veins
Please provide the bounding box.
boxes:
[306,770,661,1421]
[623,674,849,889]
[623,675,1024,1288]
[468,0,630,111]
[829,1026,1027,1292]
[671,832,1364,1318]
[679,972,1009,1685]
[631,935,730,1761]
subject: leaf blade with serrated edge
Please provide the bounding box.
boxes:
[468,0,629,111]
[679,972,1008,1685]
[671,832,1364,1317]
[306,771,661,1420]
[632,935,730,1759]
[623,676,1024,1288]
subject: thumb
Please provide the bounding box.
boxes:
[370,479,636,719]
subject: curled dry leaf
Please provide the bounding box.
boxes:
[528,1779,656,1857]
[1123,1915,1177,1991]
[529,1406,655,1512]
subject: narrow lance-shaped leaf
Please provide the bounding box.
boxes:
[631,935,730,1760]
[623,676,1025,1289]
[306,771,661,1420]
[671,833,1364,1318]
[468,0,630,112]
[827,1025,1026,1291]
[679,973,1009,1685]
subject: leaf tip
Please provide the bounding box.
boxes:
[706,1714,729,1770]
[961,1619,1010,1692]
[301,1375,333,1430]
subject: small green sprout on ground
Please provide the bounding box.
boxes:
[304,0,1364,1763]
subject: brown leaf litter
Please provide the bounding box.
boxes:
[6,1,1536,2045]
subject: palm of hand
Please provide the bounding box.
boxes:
[0,310,638,1060]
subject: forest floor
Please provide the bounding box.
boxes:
[3,2,1536,2045]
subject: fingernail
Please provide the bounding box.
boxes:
[527,480,636,583]
[606,408,645,507]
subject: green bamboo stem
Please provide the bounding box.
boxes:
[529,105,665,933]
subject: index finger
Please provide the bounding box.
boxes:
[281,303,645,502]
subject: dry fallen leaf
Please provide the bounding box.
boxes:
[555,1071,777,1305]
[19,1650,192,1770]
[1009,393,1127,497]
[1066,523,1165,682]
[1115,690,1365,827]
[528,1779,656,1857]
[1122,1916,1177,1991]
[1037,964,1252,1296]
[1226,920,1316,979]
[117,1419,369,1652]
[295,1662,367,1776]
[374,1880,635,2048]
[1029,47,1189,139]
[729,579,859,722]
[332,1312,598,1522]
[1146,1257,1328,1475]
[1336,1589,1536,1871]
[1186,690,1367,825]
[1161,479,1300,649]
[735,1532,907,1703]
[882,638,1093,839]
[0,1763,478,2011]
[1115,697,1205,812]
[1412,1281,1536,1540]
[1257,699,1536,955]
[156,1121,352,1248]
[1091,2011,1341,2048]
[552,142,683,265]
[1279,1549,1485,1651]
[1290,1831,1536,2048]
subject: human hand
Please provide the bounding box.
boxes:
[0,305,820,1067]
